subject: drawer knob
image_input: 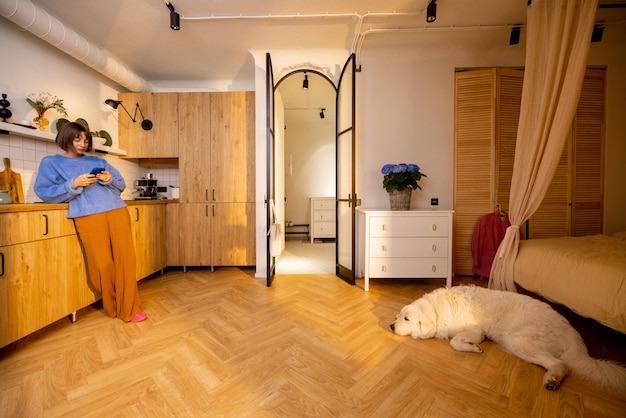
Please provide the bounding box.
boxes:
[381,265,387,272]
[382,224,387,231]
[432,244,437,252]
[382,244,387,252]
[431,265,437,272]
[432,224,437,231]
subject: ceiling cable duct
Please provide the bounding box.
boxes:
[0,0,152,92]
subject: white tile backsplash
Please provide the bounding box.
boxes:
[1,131,179,202]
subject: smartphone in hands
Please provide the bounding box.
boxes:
[89,167,105,175]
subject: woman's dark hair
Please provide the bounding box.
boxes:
[55,122,93,152]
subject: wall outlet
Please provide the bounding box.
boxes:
[431,197,439,206]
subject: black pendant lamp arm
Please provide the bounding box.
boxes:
[104,99,153,131]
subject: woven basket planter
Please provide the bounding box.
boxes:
[389,188,412,210]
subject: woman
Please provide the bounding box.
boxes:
[34,122,147,323]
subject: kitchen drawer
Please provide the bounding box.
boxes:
[368,257,449,279]
[369,216,449,238]
[369,237,448,258]
[0,210,76,246]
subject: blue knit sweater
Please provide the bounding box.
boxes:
[34,154,127,218]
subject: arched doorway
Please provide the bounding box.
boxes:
[275,70,336,274]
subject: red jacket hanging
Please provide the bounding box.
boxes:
[471,210,511,280]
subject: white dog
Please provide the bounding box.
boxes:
[390,285,626,392]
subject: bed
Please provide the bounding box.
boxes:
[513,232,626,334]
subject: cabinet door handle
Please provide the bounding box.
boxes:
[381,244,387,252]
[382,224,387,231]
[205,189,209,201]
[381,265,387,272]
[0,252,4,276]
[212,189,216,201]
[42,214,49,235]
[431,265,437,272]
[135,208,140,222]
[432,244,437,252]
[432,224,437,231]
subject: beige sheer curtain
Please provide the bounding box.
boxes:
[489,0,599,291]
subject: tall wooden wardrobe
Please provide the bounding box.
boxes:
[453,68,605,276]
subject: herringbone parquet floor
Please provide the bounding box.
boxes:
[1,268,625,417]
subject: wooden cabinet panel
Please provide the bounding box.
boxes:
[211,203,255,266]
[118,92,179,159]
[166,203,181,266]
[0,235,93,348]
[179,92,211,203]
[210,92,255,203]
[179,203,212,267]
[128,205,166,280]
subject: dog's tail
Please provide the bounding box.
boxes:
[565,349,626,393]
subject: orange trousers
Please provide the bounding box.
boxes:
[74,207,141,322]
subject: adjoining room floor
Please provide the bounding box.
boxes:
[275,239,335,275]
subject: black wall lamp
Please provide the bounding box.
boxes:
[320,108,325,119]
[105,99,153,131]
[166,1,180,31]
[426,0,437,23]
[302,73,309,91]
[509,26,521,45]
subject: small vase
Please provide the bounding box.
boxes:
[34,110,49,131]
[389,188,412,210]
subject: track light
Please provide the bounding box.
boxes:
[320,108,325,119]
[105,99,153,131]
[165,1,180,31]
[426,0,437,23]
[302,73,309,91]
[509,27,521,45]
[591,25,604,43]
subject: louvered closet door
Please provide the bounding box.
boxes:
[453,69,497,276]
[454,69,524,276]
[528,69,605,238]
[572,69,605,236]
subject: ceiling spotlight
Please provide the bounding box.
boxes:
[320,108,325,119]
[509,26,521,45]
[426,0,437,23]
[105,99,153,131]
[165,1,180,31]
[591,24,604,43]
[302,73,309,91]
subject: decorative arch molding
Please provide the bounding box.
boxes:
[276,62,338,87]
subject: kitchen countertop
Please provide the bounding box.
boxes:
[0,199,178,213]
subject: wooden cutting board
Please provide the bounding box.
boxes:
[0,157,25,203]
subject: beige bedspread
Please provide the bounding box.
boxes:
[514,232,626,334]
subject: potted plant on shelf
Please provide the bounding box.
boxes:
[26,92,68,131]
[381,163,427,210]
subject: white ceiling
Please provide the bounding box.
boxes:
[14,1,626,84]
[10,1,624,122]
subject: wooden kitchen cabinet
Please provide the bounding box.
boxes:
[179,92,212,203]
[0,208,95,348]
[117,92,179,159]
[211,203,256,266]
[210,92,255,203]
[165,202,181,266]
[127,203,167,280]
[175,91,255,268]
[179,203,212,267]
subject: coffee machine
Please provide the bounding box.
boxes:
[135,173,158,199]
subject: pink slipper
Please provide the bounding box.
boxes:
[131,311,147,323]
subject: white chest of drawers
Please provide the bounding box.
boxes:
[356,209,453,291]
[310,197,336,243]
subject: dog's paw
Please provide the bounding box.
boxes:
[543,375,561,391]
